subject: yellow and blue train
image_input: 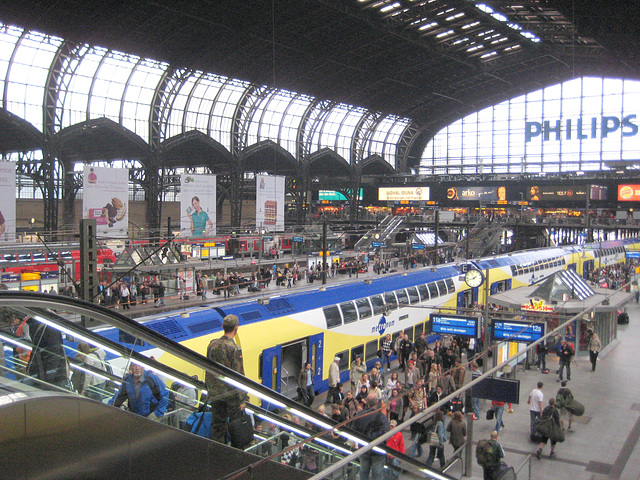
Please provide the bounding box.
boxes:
[95,236,640,399]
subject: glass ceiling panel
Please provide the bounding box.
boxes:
[165,74,198,139]
[183,74,219,134]
[121,59,166,143]
[2,27,61,131]
[60,47,107,129]
[210,80,249,150]
[368,116,410,167]
[314,105,364,162]
[90,52,137,123]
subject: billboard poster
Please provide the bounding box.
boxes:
[378,187,430,202]
[527,184,588,201]
[618,184,640,201]
[83,166,129,238]
[256,174,285,232]
[0,162,16,241]
[445,186,506,202]
[181,174,217,238]
[0,162,16,242]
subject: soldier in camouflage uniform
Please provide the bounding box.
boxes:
[206,314,246,444]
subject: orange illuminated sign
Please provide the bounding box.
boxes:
[521,299,554,312]
[618,184,640,201]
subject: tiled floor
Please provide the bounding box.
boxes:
[457,301,640,480]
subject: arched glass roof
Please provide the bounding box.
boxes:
[421,77,640,175]
[0,23,406,170]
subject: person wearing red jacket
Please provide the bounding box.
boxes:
[386,419,405,480]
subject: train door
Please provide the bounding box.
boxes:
[280,339,305,398]
[582,259,594,279]
[261,345,282,401]
[457,288,477,311]
[309,333,324,387]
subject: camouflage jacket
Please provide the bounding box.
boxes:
[205,335,245,401]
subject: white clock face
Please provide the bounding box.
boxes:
[465,269,483,288]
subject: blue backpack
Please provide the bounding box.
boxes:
[186,411,212,438]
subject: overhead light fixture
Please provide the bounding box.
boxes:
[364,279,373,284]
[257,298,270,305]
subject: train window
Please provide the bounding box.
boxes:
[4,254,15,262]
[351,345,364,363]
[424,320,433,336]
[365,340,379,363]
[407,286,419,304]
[428,282,439,298]
[403,327,413,342]
[33,252,45,262]
[340,301,358,324]
[355,298,372,319]
[18,253,31,263]
[417,284,429,301]
[258,353,263,380]
[271,355,278,390]
[445,278,455,293]
[323,305,342,329]
[384,292,398,310]
[50,252,59,261]
[396,289,409,306]
[336,351,349,372]
[370,294,385,315]
[436,280,447,295]
[415,322,424,338]
[61,251,73,260]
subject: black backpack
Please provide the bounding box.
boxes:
[228,413,254,448]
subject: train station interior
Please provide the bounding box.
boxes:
[1,1,640,479]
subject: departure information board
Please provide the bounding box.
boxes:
[492,320,545,343]
[430,314,479,337]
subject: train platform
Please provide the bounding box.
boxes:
[310,306,640,480]
[111,257,386,319]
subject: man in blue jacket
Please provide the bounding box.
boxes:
[351,393,389,480]
[110,363,169,421]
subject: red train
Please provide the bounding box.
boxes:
[0,243,117,288]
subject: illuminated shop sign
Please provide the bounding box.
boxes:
[446,186,506,202]
[618,184,640,201]
[378,187,430,201]
[319,189,363,201]
[525,115,638,142]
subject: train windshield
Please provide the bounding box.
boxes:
[384,292,398,310]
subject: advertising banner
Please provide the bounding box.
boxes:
[378,187,430,202]
[181,174,217,238]
[256,174,285,231]
[83,166,129,238]
[0,162,16,241]
[445,186,506,202]
[527,184,588,201]
[618,184,640,201]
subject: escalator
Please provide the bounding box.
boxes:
[0,292,457,480]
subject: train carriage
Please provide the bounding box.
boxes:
[90,236,640,404]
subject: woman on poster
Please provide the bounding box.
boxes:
[187,196,213,237]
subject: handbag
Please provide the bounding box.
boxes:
[486,408,494,420]
[428,431,441,446]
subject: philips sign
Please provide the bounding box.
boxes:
[525,115,638,142]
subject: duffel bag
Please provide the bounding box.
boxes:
[565,397,585,416]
